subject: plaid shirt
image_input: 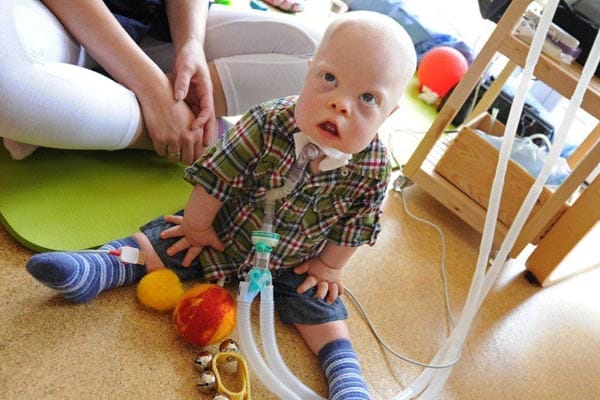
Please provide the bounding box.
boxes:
[184,97,391,282]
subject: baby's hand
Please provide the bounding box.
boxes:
[160,214,224,267]
[294,258,344,304]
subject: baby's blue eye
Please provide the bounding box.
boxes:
[360,92,378,105]
[321,72,337,85]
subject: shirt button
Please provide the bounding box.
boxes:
[340,168,350,177]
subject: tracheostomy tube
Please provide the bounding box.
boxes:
[237,142,325,399]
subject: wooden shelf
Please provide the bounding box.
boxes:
[419,153,510,248]
[403,0,600,284]
[499,35,600,118]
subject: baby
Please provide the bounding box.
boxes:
[27,11,416,399]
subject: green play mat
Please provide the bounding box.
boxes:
[0,78,437,253]
[0,146,191,252]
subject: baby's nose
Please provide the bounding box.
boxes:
[328,99,350,115]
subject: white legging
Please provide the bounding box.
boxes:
[0,0,321,150]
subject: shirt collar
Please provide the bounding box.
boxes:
[269,97,390,181]
[292,132,352,172]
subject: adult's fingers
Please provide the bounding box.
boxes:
[191,105,211,130]
[177,124,205,165]
[174,65,193,101]
[203,115,218,148]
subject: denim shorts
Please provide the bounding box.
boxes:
[139,214,348,325]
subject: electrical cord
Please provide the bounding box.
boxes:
[344,185,461,369]
[386,128,458,173]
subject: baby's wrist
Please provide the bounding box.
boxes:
[317,256,342,270]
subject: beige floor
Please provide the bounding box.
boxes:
[2,171,599,400]
[2,2,600,400]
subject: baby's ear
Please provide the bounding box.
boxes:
[307,58,312,67]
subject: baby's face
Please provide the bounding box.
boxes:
[295,25,405,155]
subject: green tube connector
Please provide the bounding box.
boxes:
[255,241,272,253]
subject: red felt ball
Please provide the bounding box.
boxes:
[417,46,469,98]
[173,284,236,346]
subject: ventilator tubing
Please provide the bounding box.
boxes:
[393,0,600,397]
[262,142,319,231]
[236,142,325,399]
[237,282,303,400]
[259,285,325,400]
[237,283,325,399]
[236,15,600,394]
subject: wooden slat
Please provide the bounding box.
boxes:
[526,175,600,285]
[498,35,600,119]
[511,133,600,256]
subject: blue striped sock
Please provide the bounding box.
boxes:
[26,237,145,303]
[318,339,371,400]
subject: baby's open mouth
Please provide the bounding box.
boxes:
[319,121,338,136]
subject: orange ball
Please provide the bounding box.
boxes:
[173,284,236,346]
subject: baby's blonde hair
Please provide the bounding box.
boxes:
[317,11,417,103]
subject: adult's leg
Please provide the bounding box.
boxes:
[205,5,322,115]
[141,5,322,117]
[0,0,142,157]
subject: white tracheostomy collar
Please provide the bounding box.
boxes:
[293,132,352,172]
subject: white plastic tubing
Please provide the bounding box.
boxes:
[237,282,305,400]
[237,282,326,399]
[259,285,325,400]
[236,1,600,397]
[393,0,600,398]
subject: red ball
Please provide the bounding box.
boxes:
[173,284,236,346]
[417,46,469,98]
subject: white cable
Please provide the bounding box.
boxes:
[344,187,460,369]
[416,2,564,397]
[237,5,600,395]
[345,289,459,369]
[476,8,600,311]
[390,2,564,398]
[421,25,600,398]
[398,189,456,328]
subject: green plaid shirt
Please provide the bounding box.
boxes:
[184,96,391,282]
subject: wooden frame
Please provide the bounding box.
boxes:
[403,0,600,284]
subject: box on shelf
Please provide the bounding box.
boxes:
[434,112,556,228]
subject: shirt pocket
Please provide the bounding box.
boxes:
[300,196,352,241]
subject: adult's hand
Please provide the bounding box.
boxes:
[172,38,218,148]
[137,75,206,165]
[38,1,208,165]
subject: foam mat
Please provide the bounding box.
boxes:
[0,146,190,252]
[0,79,437,253]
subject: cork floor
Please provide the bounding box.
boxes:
[2,2,600,400]
[2,171,599,400]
